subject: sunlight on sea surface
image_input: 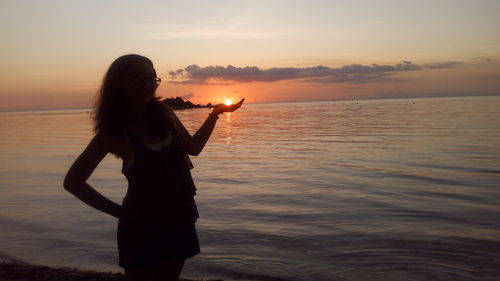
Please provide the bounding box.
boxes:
[0,96,499,281]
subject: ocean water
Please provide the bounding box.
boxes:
[0,96,499,281]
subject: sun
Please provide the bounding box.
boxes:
[224,99,233,106]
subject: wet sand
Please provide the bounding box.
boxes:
[0,261,222,281]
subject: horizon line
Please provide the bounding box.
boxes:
[1,93,499,113]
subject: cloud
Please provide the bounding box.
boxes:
[168,69,184,77]
[168,60,462,85]
[474,56,493,62]
[424,61,463,69]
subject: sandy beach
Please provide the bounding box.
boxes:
[0,261,222,281]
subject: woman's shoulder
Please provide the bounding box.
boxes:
[161,102,174,115]
[161,102,179,129]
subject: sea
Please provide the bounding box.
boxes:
[0,96,499,281]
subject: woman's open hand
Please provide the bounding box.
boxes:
[212,98,245,115]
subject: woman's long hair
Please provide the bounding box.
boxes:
[93,54,171,141]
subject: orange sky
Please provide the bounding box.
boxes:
[1,0,499,110]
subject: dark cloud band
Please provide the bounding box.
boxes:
[168,60,463,84]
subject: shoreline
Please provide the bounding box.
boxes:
[0,261,222,281]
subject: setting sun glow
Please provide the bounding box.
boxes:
[224,99,233,106]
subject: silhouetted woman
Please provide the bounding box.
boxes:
[63,54,244,281]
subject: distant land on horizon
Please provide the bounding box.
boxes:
[162,96,213,110]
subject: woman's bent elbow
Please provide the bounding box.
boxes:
[63,180,74,192]
[188,147,203,156]
[63,175,81,193]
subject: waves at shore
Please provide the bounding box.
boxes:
[0,261,222,281]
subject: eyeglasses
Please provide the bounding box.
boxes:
[129,72,162,86]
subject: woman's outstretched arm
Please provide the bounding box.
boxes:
[164,99,244,156]
[167,107,219,156]
[63,132,122,218]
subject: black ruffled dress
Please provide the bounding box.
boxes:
[117,128,200,269]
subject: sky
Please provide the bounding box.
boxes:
[1,0,499,110]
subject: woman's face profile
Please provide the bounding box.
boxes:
[121,60,158,105]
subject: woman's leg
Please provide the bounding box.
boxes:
[152,259,185,281]
[124,268,152,281]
